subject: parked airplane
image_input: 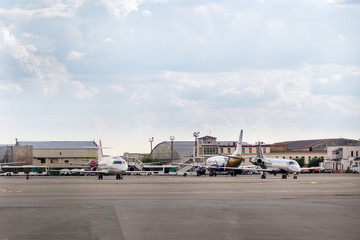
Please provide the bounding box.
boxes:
[70,140,128,180]
[180,130,252,176]
[247,142,318,179]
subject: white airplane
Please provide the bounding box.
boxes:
[246,142,318,179]
[71,140,128,180]
[182,130,252,176]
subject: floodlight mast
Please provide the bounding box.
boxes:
[193,132,200,163]
[149,137,154,154]
[170,136,175,161]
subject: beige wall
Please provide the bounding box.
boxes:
[12,145,33,165]
[32,148,98,168]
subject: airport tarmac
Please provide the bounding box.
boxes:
[1,174,359,240]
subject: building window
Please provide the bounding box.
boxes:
[356,151,359,157]
[228,148,231,153]
[249,148,252,153]
[351,151,354,157]
[39,158,46,164]
[203,146,218,155]
[242,148,245,153]
[64,160,69,163]
[263,148,266,154]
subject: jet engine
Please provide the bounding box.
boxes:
[256,158,264,165]
[251,157,264,166]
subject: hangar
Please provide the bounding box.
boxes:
[3,140,99,169]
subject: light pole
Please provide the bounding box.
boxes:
[193,132,200,163]
[170,136,175,161]
[149,137,154,154]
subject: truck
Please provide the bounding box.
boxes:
[320,161,334,173]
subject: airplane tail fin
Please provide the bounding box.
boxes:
[257,142,264,159]
[232,129,243,157]
[98,140,104,161]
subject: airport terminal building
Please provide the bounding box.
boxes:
[150,136,360,166]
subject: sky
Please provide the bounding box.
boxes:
[0,0,359,155]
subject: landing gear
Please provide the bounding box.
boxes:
[293,174,298,179]
[116,173,123,180]
[281,174,287,179]
[261,173,266,179]
[98,173,103,180]
[209,172,217,177]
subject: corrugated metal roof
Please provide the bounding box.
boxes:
[161,141,194,157]
[17,141,98,149]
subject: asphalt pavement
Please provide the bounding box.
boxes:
[1,174,359,240]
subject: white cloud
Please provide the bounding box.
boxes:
[0,82,23,93]
[1,26,69,95]
[328,0,360,6]
[100,0,145,19]
[142,10,152,16]
[317,77,328,84]
[0,0,85,20]
[324,95,360,116]
[66,49,85,60]
[244,86,264,97]
[337,33,346,41]
[104,37,114,43]
[219,87,241,96]
[171,97,200,109]
[111,83,124,92]
[331,74,342,81]
[72,81,98,99]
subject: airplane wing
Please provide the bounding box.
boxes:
[221,155,256,159]
[237,166,273,172]
[300,167,323,171]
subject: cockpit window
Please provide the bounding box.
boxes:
[287,161,295,165]
[113,161,123,164]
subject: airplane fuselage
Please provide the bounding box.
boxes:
[205,155,243,171]
[261,158,301,174]
[97,156,128,175]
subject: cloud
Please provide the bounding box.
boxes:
[160,64,360,116]
[72,81,98,99]
[219,87,241,96]
[0,82,23,93]
[171,97,201,109]
[100,0,145,19]
[0,0,85,20]
[328,0,360,6]
[337,33,346,41]
[104,37,114,43]
[1,26,70,95]
[142,10,152,16]
[66,49,85,60]
[110,83,124,92]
